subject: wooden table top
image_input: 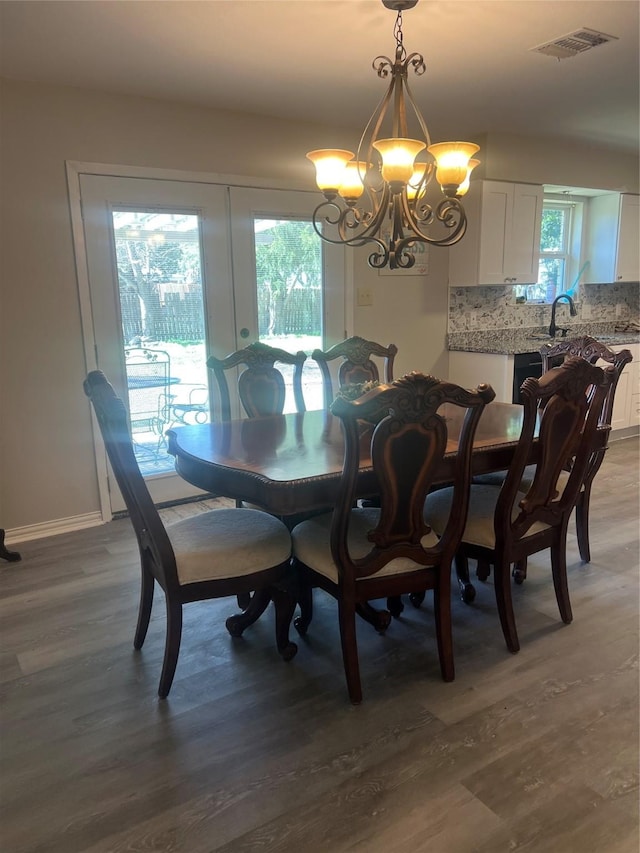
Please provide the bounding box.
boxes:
[167,403,531,517]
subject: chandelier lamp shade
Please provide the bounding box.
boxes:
[306,0,480,270]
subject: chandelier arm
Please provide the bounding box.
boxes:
[399,196,468,248]
[358,183,395,239]
[311,186,393,247]
[357,65,396,172]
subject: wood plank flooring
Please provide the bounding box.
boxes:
[1,439,638,852]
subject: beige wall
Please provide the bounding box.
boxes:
[478,131,639,191]
[1,78,638,534]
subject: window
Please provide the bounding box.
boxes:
[515,197,584,303]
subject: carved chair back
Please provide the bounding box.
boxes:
[540,335,632,427]
[207,341,307,421]
[84,370,178,594]
[495,357,613,551]
[313,336,397,410]
[329,372,495,581]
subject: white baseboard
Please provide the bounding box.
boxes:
[610,425,640,442]
[4,512,104,546]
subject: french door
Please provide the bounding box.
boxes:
[77,173,345,514]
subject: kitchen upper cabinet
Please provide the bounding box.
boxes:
[585,193,640,284]
[448,181,543,287]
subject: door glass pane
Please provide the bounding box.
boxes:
[254,218,324,410]
[112,210,210,475]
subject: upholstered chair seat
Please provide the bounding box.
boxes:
[169,508,292,584]
[292,507,440,583]
[425,485,551,551]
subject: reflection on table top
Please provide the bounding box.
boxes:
[167,403,530,517]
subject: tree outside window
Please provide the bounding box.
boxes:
[515,203,572,303]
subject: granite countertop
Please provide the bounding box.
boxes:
[448,324,640,355]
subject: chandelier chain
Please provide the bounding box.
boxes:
[394,11,406,59]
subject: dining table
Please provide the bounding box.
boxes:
[166,402,607,628]
[166,402,536,517]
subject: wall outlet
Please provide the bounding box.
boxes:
[357,287,373,307]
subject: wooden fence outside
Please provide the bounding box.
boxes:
[120,287,321,343]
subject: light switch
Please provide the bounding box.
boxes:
[357,287,373,307]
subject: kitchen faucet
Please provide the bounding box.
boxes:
[548,293,577,338]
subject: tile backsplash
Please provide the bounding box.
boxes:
[448,282,640,332]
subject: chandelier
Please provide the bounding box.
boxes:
[306,0,480,271]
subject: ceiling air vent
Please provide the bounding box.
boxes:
[531,27,619,60]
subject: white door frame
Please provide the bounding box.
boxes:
[67,161,354,522]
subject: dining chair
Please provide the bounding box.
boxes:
[424,357,613,654]
[312,336,397,410]
[84,370,297,698]
[207,341,308,609]
[207,340,307,421]
[290,371,495,704]
[539,335,633,563]
[475,335,633,582]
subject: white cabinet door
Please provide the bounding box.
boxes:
[616,195,640,282]
[509,183,543,284]
[608,344,639,431]
[586,194,640,284]
[448,351,514,403]
[449,181,543,286]
[477,182,511,285]
[610,368,631,431]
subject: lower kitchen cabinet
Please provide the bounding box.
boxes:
[448,351,515,403]
[449,342,639,433]
[607,345,640,432]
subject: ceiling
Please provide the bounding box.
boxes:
[1,0,638,154]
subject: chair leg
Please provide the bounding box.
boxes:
[551,540,573,625]
[356,601,391,634]
[512,558,528,585]
[0,529,21,562]
[387,595,404,618]
[269,585,298,662]
[493,556,520,653]
[134,560,155,649]
[158,600,183,699]
[409,591,426,608]
[237,592,252,610]
[575,486,591,564]
[455,554,476,603]
[293,563,314,635]
[433,584,455,682]
[225,587,271,636]
[338,600,362,705]
[476,558,491,581]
